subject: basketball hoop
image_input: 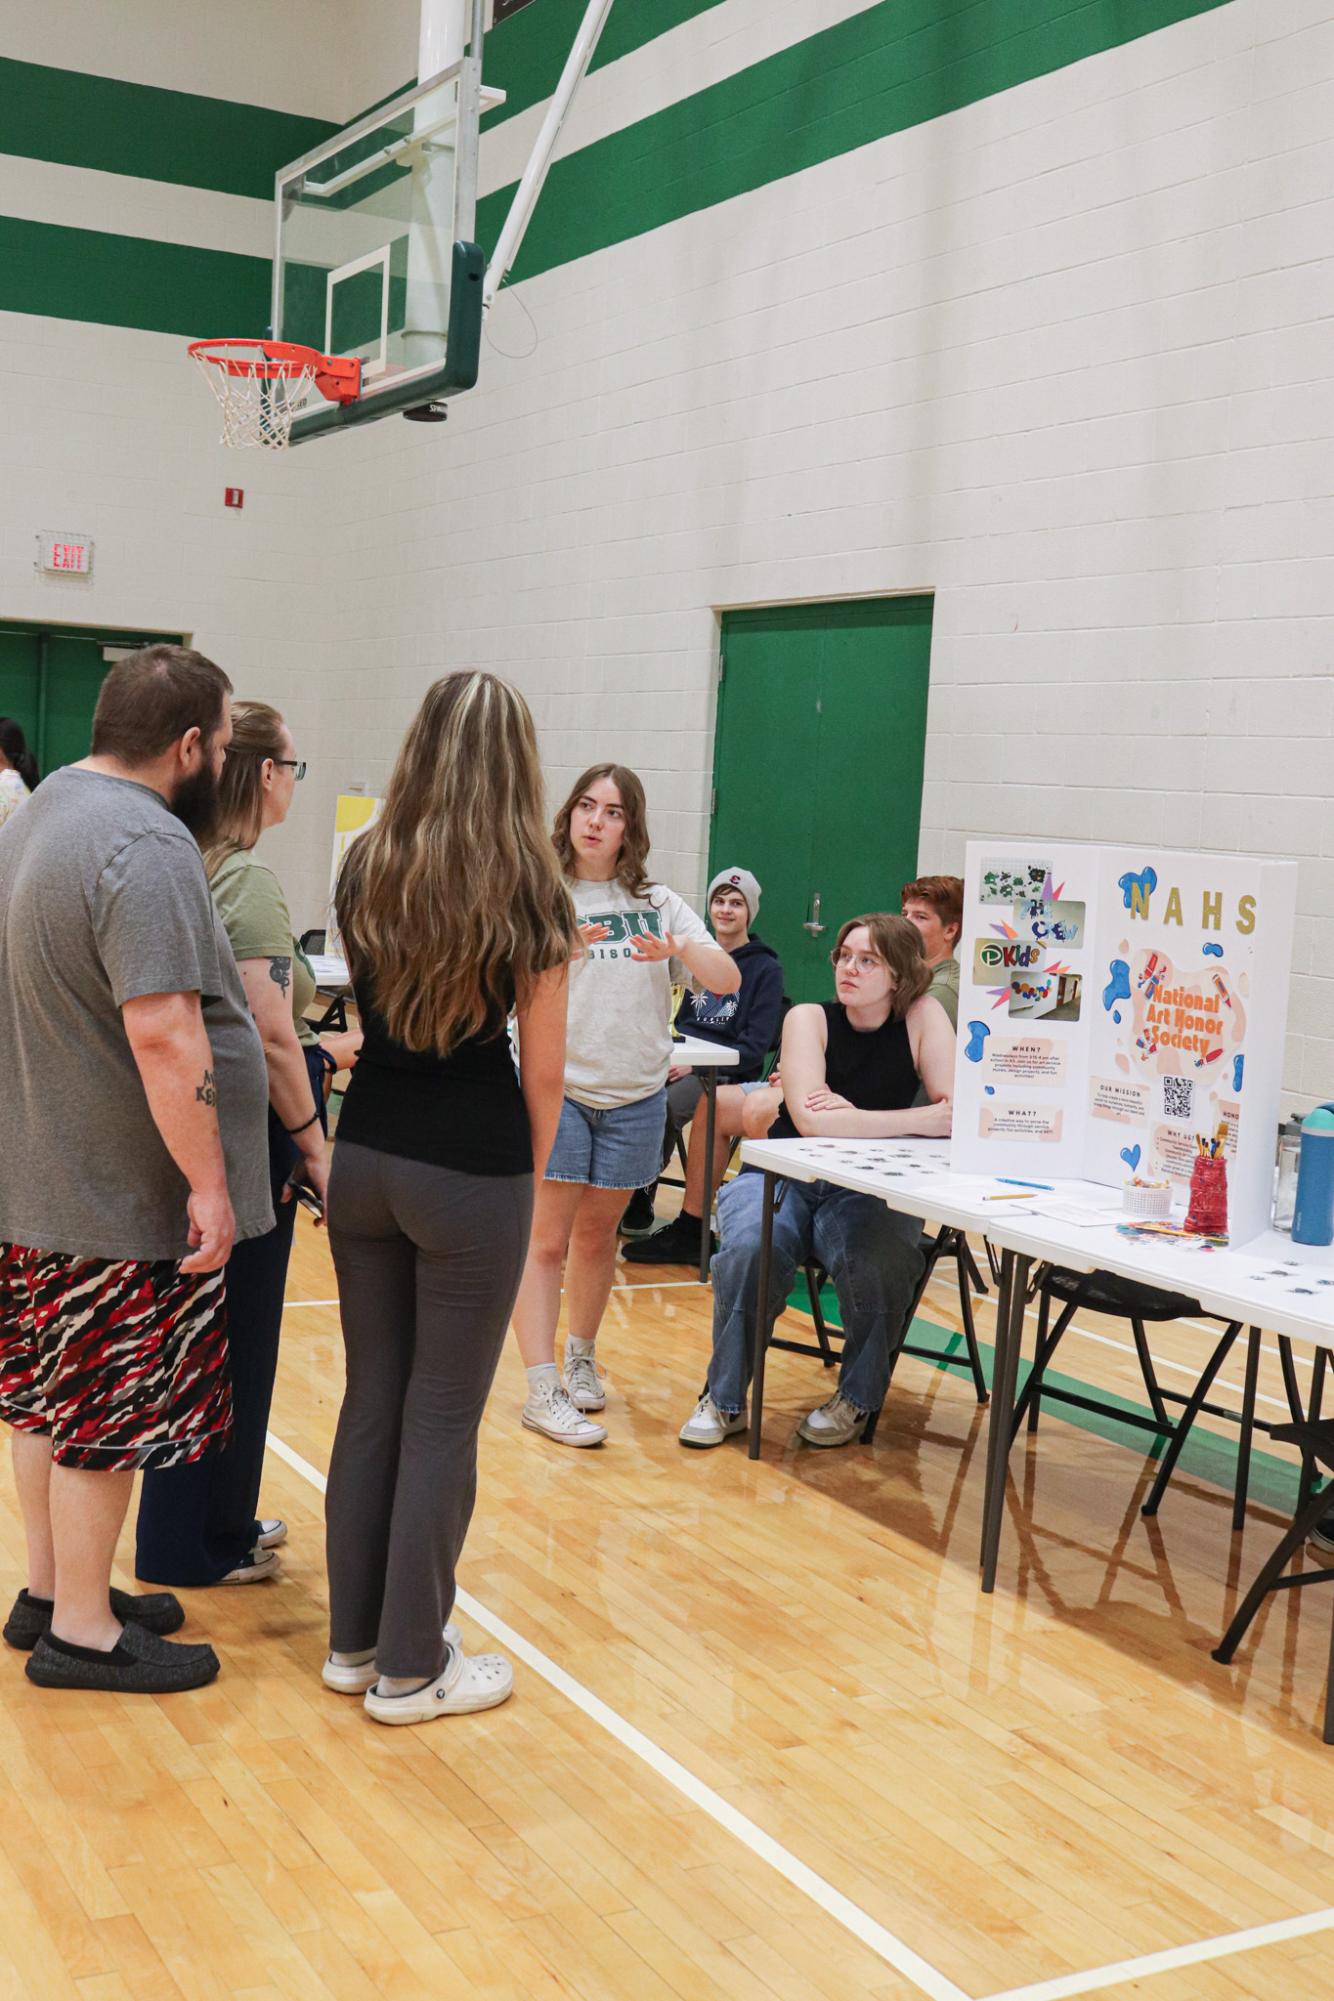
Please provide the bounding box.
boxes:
[189,339,362,450]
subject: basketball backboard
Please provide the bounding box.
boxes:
[272,59,504,440]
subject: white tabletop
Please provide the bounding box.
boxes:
[308,952,350,989]
[671,1035,740,1070]
[741,1136,1334,1353]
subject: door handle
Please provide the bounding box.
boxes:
[802,891,825,936]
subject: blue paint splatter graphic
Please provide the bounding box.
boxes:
[964,1020,991,1064]
[1203,942,1224,958]
[984,1085,996,1096]
[1103,960,1131,1011]
[1232,1053,1244,1094]
[1116,866,1157,912]
[1120,1144,1142,1171]
[1113,1009,1122,1024]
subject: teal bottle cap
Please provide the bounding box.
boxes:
[1301,1107,1334,1133]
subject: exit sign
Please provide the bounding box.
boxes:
[37,531,94,576]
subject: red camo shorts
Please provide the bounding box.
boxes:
[0,1243,232,1471]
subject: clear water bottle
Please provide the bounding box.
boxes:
[1274,1119,1303,1232]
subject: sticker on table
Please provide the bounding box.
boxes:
[980,859,1050,905]
[1090,1075,1151,1127]
[985,1035,1068,1086]
[979,1102,1064,1142]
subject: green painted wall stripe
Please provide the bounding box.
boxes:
[482,0,731,129]
[0,57,338,202]
[0,214,270,339]
[477,0,1236,285]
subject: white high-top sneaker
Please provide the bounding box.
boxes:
[522,1374,608,1446]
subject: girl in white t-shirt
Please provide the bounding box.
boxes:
[513,763,739,1445]
[0,718,37,828]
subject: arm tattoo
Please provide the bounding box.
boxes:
[195,1068,217,1107]
[268,956,292,996]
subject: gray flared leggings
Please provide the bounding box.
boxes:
[325,1140,533,1677]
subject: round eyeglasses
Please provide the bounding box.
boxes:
[829,948,886,975]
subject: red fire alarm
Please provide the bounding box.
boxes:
[224,487,244,510]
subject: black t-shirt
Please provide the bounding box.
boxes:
[335,972,531,1177]
[769,1001,919,1142]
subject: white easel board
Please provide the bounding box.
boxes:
[325,793,382,950]
[950,841,1297,1245]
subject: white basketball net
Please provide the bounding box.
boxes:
[192,345,321,451]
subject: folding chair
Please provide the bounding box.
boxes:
[1003,1264,1306,1527]
[773,1225,991,1445]
[1212,1413,1334,1744]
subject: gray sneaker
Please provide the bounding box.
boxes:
[1309,1515,1334,1561]
[796,1391,870,1448]
[678,1394,747,1449]
[26,1622,219,1693]
[522,1376,608,1447]
[563,1349,606,1412]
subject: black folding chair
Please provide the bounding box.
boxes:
[773,1226,990,1445]
[301,927,352,1034]
[1212,1415,1334,1744]
[1005,1264,1319,1528]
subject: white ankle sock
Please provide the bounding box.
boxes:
[330,1647,375,1666]
[567,1337,596,1358]
[526,1362,560,1392]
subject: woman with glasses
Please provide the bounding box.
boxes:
[136,702,360,1588]
[680,912,955,1451]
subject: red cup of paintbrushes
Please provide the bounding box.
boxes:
[1185,1155,1227,1237]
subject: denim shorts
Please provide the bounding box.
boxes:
[545,1089,668,1190]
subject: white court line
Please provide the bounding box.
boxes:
[263,1427,970,2001]
[982,1905,1334,2001]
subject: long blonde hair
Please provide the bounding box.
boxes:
[201,699,286,877]
[337,673,576,1054]
[552,762,652,895]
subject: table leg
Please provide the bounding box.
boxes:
[699,1071,718,1284]
[1233,1326,1262,1532]
[747,1171,776,1462]
[980,1250,1030,1594]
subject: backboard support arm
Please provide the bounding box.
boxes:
[482,0,618,312]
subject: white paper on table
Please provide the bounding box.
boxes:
[1039,1202,1126,1228]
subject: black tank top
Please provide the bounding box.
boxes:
[769,1002,919,1141]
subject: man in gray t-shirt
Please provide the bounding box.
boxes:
[0,644,269,1698]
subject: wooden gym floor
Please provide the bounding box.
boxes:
[2,1186,1332,2001]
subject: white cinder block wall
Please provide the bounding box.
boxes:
[2,0,1332,1111]
[310,0,1334,1112]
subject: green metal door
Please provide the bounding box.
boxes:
[0,623,184,776]
[709,598,932,1002]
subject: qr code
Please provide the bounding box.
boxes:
[1163,1075,1194,1122]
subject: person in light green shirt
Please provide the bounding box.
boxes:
[900,875,962,1030]
[136,701,358,1591]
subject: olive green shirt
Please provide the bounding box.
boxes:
[927,955,959,1029]
[210,849,318,1047]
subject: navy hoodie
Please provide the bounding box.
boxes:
[677,934,784,1083]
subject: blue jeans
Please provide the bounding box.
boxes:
[706,1170,925,1416]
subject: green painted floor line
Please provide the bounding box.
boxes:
[791,1286,1306,1515]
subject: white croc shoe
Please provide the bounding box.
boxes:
[678,1393,747,1449]
[522,1375,607,1446]
[322,1620,462,1695]
[363,1642,513,1725]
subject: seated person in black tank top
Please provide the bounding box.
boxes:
[679,913,955,1451]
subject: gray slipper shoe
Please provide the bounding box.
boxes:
[25,1621,219,1693]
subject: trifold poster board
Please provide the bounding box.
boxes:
[950,842,1298,1245]
[326,793,382,950]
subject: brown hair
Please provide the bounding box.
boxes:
[552,763,651,896]
[901,873,963,942]
[91,644,232,764]
[201,700,287,877]
[337,672,577,1055]
[834,912,932,1017]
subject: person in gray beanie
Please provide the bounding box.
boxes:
[622,867,784,1262]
